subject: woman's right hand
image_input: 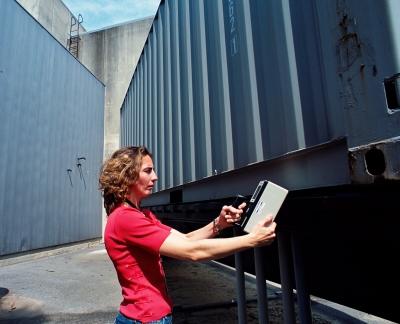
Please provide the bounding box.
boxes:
[248,215,276,247]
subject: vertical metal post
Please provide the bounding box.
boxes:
[234,227,247,324]
[254,247,269,324]
[291,234,312,324]
[277,232,296,324]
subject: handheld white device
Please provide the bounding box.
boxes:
[240,180,288,233]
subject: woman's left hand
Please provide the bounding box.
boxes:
[217,202,247,229]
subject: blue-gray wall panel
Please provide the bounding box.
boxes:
[170,0,183,186]
[177,0,196,184]
[163,0,173,188]
[193,0,213,180]
[0,1,104,255]
[204,0,234,174]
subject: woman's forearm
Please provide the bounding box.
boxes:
[161,218,276,262]
[160,233,254,261]
[187,235,254,261]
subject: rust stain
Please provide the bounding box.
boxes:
[372,65,377,77]
[336,1,362,73]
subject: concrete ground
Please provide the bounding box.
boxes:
[0,242,396,324]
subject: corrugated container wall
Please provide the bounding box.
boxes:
[0,1,104,255]
[121,0,400,202]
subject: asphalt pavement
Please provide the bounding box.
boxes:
[0,241,396,323]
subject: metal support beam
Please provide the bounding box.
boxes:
[291,234,312,324]
[254,247,269,324]
[278,232,296,324]
[234,228,247,324]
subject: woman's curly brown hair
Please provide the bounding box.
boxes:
[99,146,152,215]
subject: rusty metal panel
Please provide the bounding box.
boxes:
[313,0,400,147]
[121,0,400,201]
[349,136,400,183]
[0,1,104,255]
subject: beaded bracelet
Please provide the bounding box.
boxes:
[213,218,221,235]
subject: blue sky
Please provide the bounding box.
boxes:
[62,0,161,31]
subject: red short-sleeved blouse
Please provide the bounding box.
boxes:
[104,205,172,322]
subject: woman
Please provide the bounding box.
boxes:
[99,146,276,324]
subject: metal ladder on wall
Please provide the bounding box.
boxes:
[68,14,83,58]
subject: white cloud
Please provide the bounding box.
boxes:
[62,0,161,31]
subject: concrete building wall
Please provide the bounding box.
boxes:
[16,0,85,48]
[18,0,154,160]
[77,19,154,236]
[78,18,154,159]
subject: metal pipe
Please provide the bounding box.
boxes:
[277,232,296,324]
[254,247,269,324]
[234,227,247,324]
[291,234,312,324]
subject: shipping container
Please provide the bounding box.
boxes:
[121,0,400,205]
